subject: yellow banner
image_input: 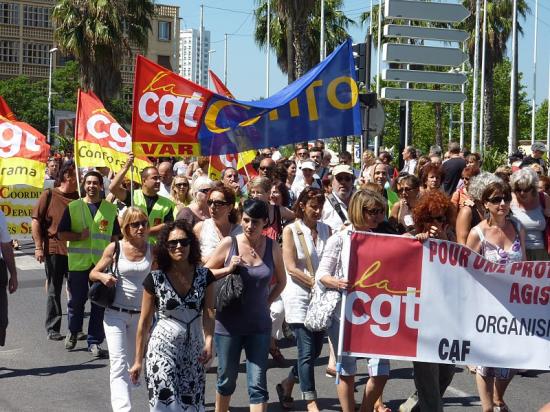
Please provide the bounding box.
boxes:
[76,141,151,183]
[132,141,201,157]
[0,158,46,188]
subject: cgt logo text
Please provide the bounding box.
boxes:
[345,288,420,337]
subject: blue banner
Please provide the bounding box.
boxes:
[197,39,362,155]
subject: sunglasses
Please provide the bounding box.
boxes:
[297,151,308,156]
[129,220,148,229]
[207,199,230,207]
[514,188,533,194]
[197,188,210,194]
[167,238,192,249]
[398,187,415,193]
[487,196,512,204]
[335,174,353,182]
[259,166,274,171]
[364,207,384,216]
[175,182,189,188]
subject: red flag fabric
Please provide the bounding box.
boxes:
[131,55,213,157]
[208,70,234,98]
[0,96,16,121]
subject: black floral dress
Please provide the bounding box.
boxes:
[143,267,214,411]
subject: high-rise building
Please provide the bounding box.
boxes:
[0,1,179,100]
[179,28,210,87]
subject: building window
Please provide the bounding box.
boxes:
[23,5,51,28]
[158,21,171,41]
[22,43,51,65]
[0,40,18,63]
[157,55,172,70]
[0,3,19,25]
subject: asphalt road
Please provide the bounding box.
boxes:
[0,245,548,411]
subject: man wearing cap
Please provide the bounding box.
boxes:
[322,164,355,232]
[58,170,121,357]
[520,142,548,174]
[290,159,321,200]
[109,153,175,244]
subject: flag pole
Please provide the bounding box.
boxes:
[73,90,87,224]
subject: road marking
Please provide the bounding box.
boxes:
[0,347,23,357]
[446,385,481,406]
[15,255,42,270]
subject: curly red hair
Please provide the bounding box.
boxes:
[420,163,445,188]
[413,190,453,233]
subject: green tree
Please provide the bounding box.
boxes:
[461,0,529,147]
[534,100,548,141]
[52,0,154,102]
[254,0,354,83]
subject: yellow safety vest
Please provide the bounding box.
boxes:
[67,199,117,271]
[133,189,174,244]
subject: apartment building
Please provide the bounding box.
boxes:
[0,0,180,96]
[179,28,210,87]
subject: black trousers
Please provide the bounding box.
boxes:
[45,254,68,334]
[0,258,8,346]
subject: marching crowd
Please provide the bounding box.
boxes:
[1,140,547,411]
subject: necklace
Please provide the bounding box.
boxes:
[249,247,257,258]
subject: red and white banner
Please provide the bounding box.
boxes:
[341,232,550,370]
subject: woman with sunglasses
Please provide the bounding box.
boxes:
[129,220,215,411]
[194,182,242,264]
[510,168,550,261]
[176,176,212,229]
[451,166,480,210]
[170,175,192,216]
[90,207,152,411]
[276,187,331,412]
[390,174,420,234]
[317,190,392,412]
[205,199,286,412]
[466,181,525,412]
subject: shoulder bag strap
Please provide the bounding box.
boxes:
[327,194,347,224]
[112,240,121,278]
[294,221,315,277]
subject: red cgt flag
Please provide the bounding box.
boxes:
[0,96,16,121]
[131,55,213,157]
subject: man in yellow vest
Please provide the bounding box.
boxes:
[109,153,175,243]
[58,170,121,357]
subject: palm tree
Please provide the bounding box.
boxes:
[53,0,154,102]
[254,0,354,83]
[461,0,529,148]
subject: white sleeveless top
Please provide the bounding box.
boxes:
[282,220,330,323]
[112,242,152,310]
[199,218,243,260]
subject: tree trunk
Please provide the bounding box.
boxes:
[483,60,495,148]
[293,20,308,78]
[286,14,295,84]
[434,84,442,148]
[435,102,443,148]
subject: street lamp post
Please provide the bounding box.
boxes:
[47,47,58,144]
[207,49,216,89]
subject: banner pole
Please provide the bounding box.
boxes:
[238,152,251,181]
[73,90,87,224]
[335,230,352,385]
[130,166,134,208]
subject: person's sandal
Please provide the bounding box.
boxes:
[374,404,392,412]
[276,383,294,410]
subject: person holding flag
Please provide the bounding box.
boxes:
[58,170,121,357]
[109,153,175,244]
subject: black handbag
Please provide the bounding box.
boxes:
[88,240,120,308]
[215,236,244,312]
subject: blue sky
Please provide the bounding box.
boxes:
[164,0,549,105]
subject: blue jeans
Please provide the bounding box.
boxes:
[215,333,270,404]
[67,269,105,347]
[288,323,324,400]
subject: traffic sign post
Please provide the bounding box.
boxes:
[383,43,468,67]
[384,0,469,23]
